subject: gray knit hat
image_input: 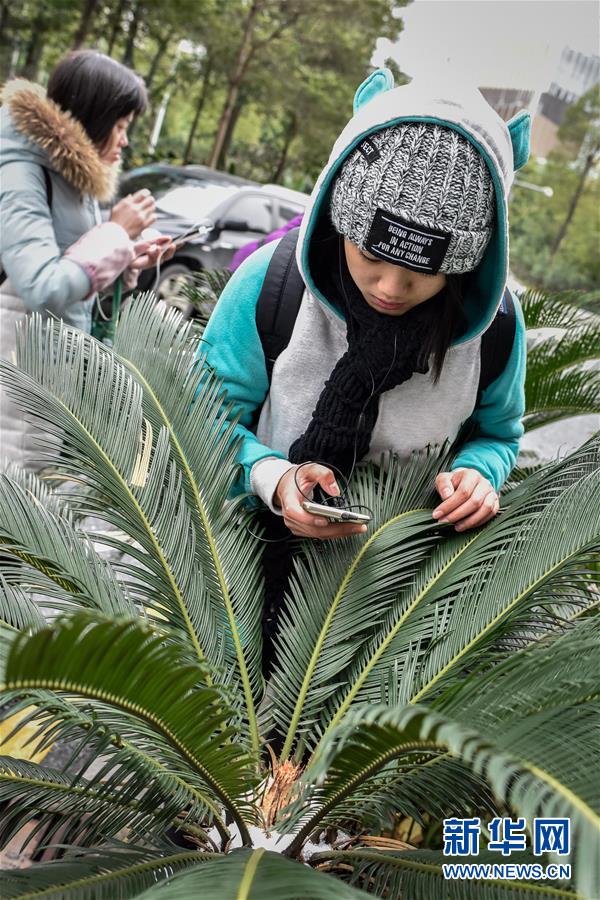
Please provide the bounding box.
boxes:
[330,122,495,275]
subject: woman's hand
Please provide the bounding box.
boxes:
[130,235,176,271]
[432,468,499,531]
[110,188,156,239]
[274,463,368,540]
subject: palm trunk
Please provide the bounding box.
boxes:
[550,152,595,259]
[206,0,262,169]
[72,0,100,49]
[183,59,214,164]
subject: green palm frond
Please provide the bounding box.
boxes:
[1,614,258,844]
[0,846,214,899]
[524,368,600,431]
[283,618,598,897]
[0,462,74,522]
[0,689,229,844]
[306,754,494,838]
[0,755,191,851]
[519,289,596,330]
[0,317,222,674]
[527,324,600,378]
[310,849,579,899]
[519,289,600,432]
[137,849,367,899]
[113,297,263,755]
[0,473,136,617]
[0,574,46,634]
[270,449,451,760]
[0,575,45,676]
[298,439,599,754]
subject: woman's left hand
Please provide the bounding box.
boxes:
[130,235,176,271]
[432,468,499,531]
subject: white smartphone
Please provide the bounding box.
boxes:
[302,500,371,524]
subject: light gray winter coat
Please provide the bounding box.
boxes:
[0,79,136,469]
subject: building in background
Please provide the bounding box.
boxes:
[479,87,535,122]
[480,46,600,159]
[532,47,600,157]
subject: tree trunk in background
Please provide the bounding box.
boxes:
[145,32,173,93]
[550,152,595,260]
[20,11,46,81]
[0,1,13,81]
[183,59,214,164]
[72,0,100,49]
[216,93,245,170]
[106,0,127,55]
[270,112,297,183]
[206,0,262,168]
[122,0,142,68]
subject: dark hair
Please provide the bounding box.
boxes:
[421,273,467,383]
[47,50,148,149]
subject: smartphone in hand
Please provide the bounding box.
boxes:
[302,500,371,524]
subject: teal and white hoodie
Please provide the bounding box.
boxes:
[203,70,530,511]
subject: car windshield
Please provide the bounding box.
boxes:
[156,185,239,219]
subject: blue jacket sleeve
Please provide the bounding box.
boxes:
[201,240,284,493]
[451,294,526,490]
[0,161,91,313]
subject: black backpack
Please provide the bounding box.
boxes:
[0,167,53,287]
[255,227,516,404]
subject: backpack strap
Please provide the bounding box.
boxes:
[255,227,304,381]
[477,288,516,402]
[1,166,53,287]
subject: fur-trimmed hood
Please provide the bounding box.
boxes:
[0,78,118,201]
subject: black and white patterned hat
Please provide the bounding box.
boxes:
[330,122,495,275]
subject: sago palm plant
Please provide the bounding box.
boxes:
[519,288,600,432]
[0,299,598,899]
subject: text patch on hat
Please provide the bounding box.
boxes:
[357,137,381,164]
[365,208,451,274]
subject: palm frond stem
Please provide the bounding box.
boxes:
[115,353,259,757]
[310,532,479,760]
[10,852,217,900]
[237,847,266,900]
[280,508,430,762]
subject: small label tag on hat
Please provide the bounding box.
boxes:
[357,137,381,164]
[365,208,451,274]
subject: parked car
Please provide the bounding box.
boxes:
[116,164,308,304]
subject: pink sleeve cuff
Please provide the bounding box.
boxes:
[64,222,134,295]
[122,267,140,291]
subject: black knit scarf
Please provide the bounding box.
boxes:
[288,238,439,476]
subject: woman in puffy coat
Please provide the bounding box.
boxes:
[0,49,173,469]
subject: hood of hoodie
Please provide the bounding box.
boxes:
[296,70,530,344]
[0,79,118,202]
